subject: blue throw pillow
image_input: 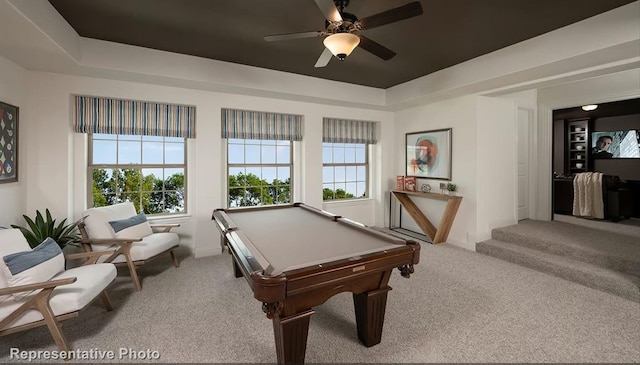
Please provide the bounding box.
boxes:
[109,213,148,233]
[2,237,65,299]
[108,213,153,239]
[4,237,62,275]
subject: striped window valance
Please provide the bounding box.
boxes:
[323,118,377,144]
[221,108,303,141]
[74,96,196,138]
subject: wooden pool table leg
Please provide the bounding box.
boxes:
[273,309,315,364]
[353,286,392,347]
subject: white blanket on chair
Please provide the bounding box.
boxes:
[572,172,604,219]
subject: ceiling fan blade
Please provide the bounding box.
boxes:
[358,36,396,61]
[264,31,325,42]
[356,1,423,30]
[314,48,333,68]
[314,0,342,22]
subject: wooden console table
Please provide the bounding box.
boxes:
[390,190,463,244]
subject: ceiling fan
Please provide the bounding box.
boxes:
[264,0,423,67]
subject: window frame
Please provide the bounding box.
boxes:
[322,142,369,201]
[87,133,188,215]
[226,138,294,209]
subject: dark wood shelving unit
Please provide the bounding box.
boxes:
[566,118,590,174]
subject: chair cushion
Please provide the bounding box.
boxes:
[82,202,138,239]
[100,232,179,264]
[0,263,116,330]
[0,229,31,257]
[109,213,153,239]
[0,229,32,303]
[1,238,64,300]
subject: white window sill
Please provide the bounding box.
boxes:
[148,213,192,225]
[322,198,374,208]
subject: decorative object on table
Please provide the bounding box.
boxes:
[0,100,18,184]
[439,182,446,194]
[420,183,431,193]
[446,182,458,196]
[406,128,452,180]
[396,175,405,190]
[8,209,80,249]
[404,176,416,191]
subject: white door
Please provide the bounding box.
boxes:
[517,108,531,220]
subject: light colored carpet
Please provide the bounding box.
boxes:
[2,244,639,363]
[491,219,640,274]
[554,214,640,238]
[476,219,640,302]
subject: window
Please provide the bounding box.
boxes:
[323,142,368,200]
[227,138,292,207]
[88,134,186,214]
[221,108,302,208]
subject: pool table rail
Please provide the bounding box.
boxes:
[282,242,419,296]
[295,202,341,221]
[212,209,238,231]
[336,217,408,245]
[212,209,239,253]
[226,231,270,276]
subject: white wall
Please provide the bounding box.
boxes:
[392,95,517,250]
[393,96,478,249]
[491,90,538,219]
[23,71,393,257]
[0,55,25,227]
[475,96,518,241]
[538,69,640,106]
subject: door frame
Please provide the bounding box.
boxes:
[517,106,535,220]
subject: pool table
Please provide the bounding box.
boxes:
[212,203,420,364]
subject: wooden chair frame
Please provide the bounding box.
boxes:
[0,251,116,352]
[77,221,180,292]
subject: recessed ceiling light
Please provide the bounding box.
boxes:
[582,104,598,111]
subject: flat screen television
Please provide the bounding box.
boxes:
[591,130,640,159]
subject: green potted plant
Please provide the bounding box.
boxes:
[446,182,458,196]
[9,209,80,249]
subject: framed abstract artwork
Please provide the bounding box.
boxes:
[406,128,452,180]
[0,101,18,183]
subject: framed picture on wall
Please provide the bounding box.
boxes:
[0,100,18,184]
[406,128,452,180]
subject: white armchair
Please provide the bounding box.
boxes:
[78,202,180,292]
[0,228,117,352]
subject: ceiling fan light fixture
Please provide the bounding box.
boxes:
[323,33,360,60]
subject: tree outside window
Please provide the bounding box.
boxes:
[227,139,292,208]
[322,142,368,201]
[89,134,186,214]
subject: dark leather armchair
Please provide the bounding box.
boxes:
[602,175,633,221]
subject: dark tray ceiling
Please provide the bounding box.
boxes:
[49,0,636,88]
